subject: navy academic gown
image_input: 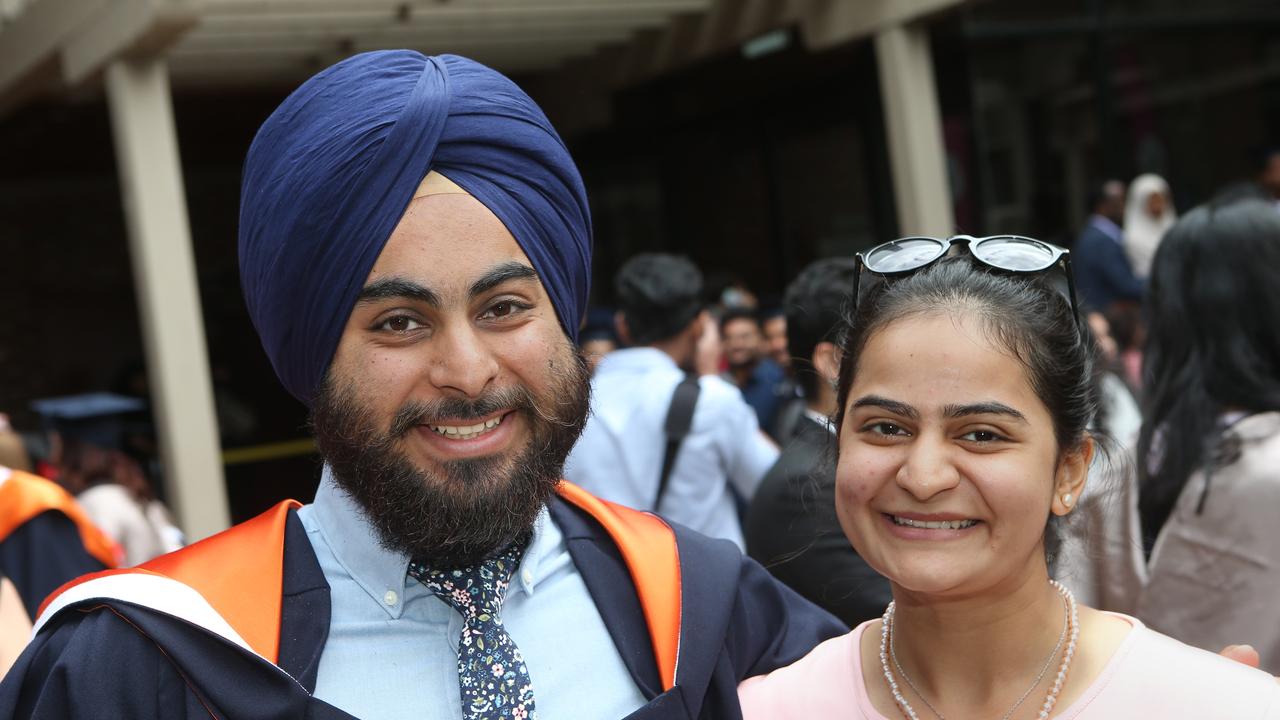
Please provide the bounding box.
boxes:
[0,512,108,619]
[0,497,844,719]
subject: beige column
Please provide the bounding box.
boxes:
[105,57,229,542]
[874,22,955,236]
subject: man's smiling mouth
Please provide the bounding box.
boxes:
[426,414,505,440]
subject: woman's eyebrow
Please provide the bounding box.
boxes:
[851,395,918,419]
[943,401,1027,423]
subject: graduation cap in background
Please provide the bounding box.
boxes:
[30,392,147,451]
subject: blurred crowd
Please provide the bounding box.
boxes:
[565,165,1280,672]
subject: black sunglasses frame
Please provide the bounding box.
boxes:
[852,235,1083,329]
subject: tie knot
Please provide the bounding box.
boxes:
[409,538,527,620]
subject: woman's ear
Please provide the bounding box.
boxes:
[1052,435,1095,516]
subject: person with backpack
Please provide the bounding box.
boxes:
[565,254,778,549]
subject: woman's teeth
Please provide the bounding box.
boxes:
[428,415,503,440]
[891,516,977,530]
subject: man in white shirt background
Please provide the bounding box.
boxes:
[565,254,778,549]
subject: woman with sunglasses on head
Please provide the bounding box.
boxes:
[1128,198,1280,673]
[738,236,1280,718]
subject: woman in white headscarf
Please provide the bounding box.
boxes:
[1124,173,1177,278]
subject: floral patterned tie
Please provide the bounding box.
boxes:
[408,539,537,720]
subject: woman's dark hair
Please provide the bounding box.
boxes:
[1136,199,1280,550]
[832,256,1101,563]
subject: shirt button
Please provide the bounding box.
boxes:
[384,590,398,606]
[521,570,534,586]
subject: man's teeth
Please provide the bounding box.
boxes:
[892,516,977,530]
[428,415,504,440]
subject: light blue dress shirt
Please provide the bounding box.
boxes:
[297,468,647,719]
[564,347,779,549]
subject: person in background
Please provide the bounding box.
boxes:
[565,254,778,549]
[737,235,1280,718]
[57,440,182,566]
[1123,173,1177,279]
[1074,179,1145,314]
[744,258,892,627]
[0,459,116,619]
[721,308,791,439]
[1129,198,1280,672]
[760,306,790,369]
[578,306,619,374]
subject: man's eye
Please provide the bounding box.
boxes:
[378,316,423,333]
[481,300,529,320]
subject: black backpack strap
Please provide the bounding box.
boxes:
[655,373,701,511]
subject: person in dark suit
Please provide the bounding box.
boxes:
[1074,179,1145,313]
[744,259,892,627]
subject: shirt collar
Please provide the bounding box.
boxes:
[595,346,678,374]
[309,466,558,617]
[803,407,835,435]
[1089,215,1124,243]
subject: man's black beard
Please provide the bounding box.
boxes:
[311,347,591,568]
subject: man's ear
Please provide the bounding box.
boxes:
[1052,435,1096,516]
[614,312,632,346]
[811,341,841,385]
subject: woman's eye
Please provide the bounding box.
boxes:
[961,429,1003,443]
[378,316,423,333]
[865,422,907,437]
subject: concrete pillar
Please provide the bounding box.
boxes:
[874,22,955,236]
[105,57,229,542]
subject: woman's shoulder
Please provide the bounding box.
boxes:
[1080,618,1280,717]
[738,622,872,719]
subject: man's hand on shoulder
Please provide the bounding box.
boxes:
[1218,644,1279,684]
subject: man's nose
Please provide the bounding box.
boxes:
[426,323,499,398]
[895,433,962,502]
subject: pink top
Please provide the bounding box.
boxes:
[739,614,1280,719]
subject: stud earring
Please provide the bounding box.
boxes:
[1062,493,1073,507]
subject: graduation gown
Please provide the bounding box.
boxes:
[0,482,843,719]
[0,468,116,618]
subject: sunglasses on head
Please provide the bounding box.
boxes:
[852,234,1082,327]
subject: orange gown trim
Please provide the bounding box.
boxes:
[36,483,683,690]
[555,480,682,692]
[0,468,120,569]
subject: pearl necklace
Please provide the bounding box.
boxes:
[878,580,1080,720]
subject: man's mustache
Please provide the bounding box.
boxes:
[388,387,534,438]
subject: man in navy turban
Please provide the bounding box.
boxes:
[1,51,842,720]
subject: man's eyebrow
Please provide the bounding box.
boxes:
[943,401,1028,423]
[356,278,441,307]
[851,395,919,420]
[469,261,539,297]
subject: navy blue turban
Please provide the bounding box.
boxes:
[239,51,592,405]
